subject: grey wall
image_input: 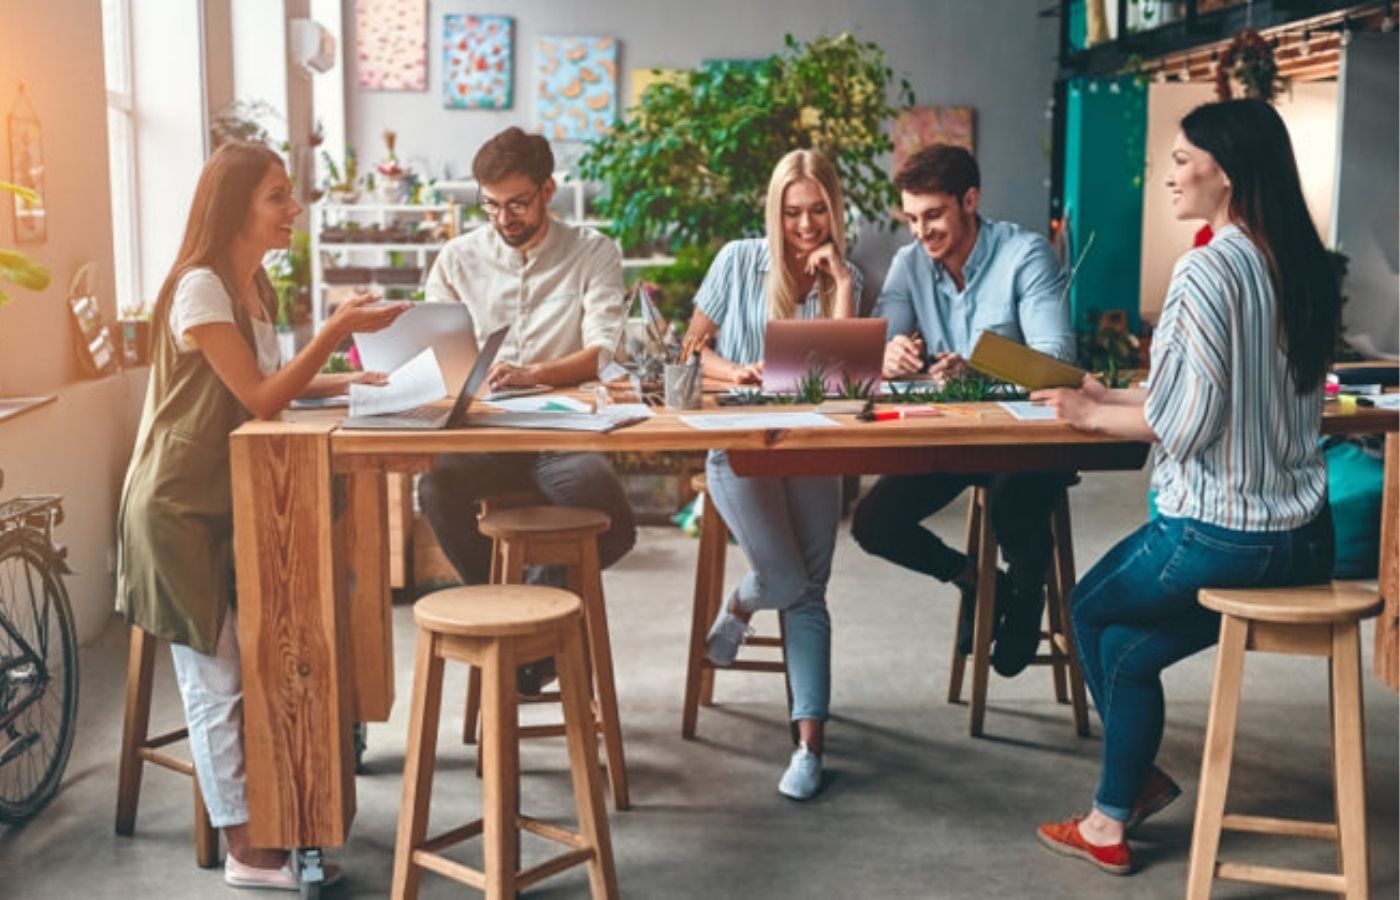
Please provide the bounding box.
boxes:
[1334,32,1399,358]
[343,0,1060,294]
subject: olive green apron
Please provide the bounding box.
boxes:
[115,268,273,655]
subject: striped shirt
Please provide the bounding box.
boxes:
[695,238,863,365]
[1145,224,1327,531]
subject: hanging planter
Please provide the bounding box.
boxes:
[1215,28,1286,104]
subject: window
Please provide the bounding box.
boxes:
[101,0,140,315]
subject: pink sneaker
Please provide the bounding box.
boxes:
[224,853,342,892]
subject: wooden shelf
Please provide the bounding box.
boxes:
[0,395,57,425]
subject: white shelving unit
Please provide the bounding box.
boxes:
[310,202,456,329]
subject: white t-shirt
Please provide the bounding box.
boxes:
[169,268,281,376]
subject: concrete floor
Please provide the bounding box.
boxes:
[2,468,1396,898]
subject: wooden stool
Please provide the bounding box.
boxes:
[1187,582,1382,899]
[463,505,630,810]
[114,625,219,868]
[681,473,792,739]
[393,586,618,899]
[947,486,1090,737]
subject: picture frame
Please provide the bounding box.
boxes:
[8,85,46,244]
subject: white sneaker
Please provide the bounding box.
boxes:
[705,594,753,666]
[778,742,823,801]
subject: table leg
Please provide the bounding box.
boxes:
[231,424,355,849]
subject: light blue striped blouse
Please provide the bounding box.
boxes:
[1145,224,1327,531]
[694,238,863,366]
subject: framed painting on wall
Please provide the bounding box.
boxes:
[892,106,976,174]
[443,14,513,109]
[8,86,45,244]
[355,0,427,91]
[628,67,684,115]
[535,36,618,143]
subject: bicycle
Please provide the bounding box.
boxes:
[0,467,78,824]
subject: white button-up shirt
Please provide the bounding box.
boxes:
[424,218,625,367]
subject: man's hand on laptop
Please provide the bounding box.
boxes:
[883,334,926,379]
[487,361,543,390]
[927,351,968,381]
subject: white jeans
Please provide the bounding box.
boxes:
[169,612,246,828]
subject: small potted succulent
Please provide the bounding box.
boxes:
[322,146,360,205]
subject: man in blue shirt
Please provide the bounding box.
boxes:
[851,144,1074,677]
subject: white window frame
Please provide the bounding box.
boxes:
[102,0,141,316]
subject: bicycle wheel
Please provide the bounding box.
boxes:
[0,532,78,823]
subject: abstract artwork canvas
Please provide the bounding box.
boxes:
[443,14,513,109]
[535,36,618,143]
[355,0,427,91]
[892,106,976,173]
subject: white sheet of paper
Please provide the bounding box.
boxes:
[1366,394,1400,411]
[349,348,446,417]
[679,412,839,431]
[601,403,654,418]
[484,395,591,413]
[998,401,1059,421]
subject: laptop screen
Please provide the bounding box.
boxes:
[445,325,509,428]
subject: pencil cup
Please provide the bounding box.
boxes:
[664,364,702,410]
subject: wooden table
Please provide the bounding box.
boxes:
[228,398,1396,851]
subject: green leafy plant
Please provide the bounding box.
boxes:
[794,360,830,405]
[0,180,51,305]
[838,369,877,400]
[268,230,311,327]
[578,33,915,255]
[886,373,1021,403]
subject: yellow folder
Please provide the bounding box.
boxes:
[968,330,1086,390]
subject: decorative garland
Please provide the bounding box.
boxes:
[1215,28,1284,103]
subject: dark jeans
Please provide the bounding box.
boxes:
[850,471,1074,593]
[418,451,637,586]
[1072,510,1334,820]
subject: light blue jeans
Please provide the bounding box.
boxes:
[704,450,839,722]
[169,612,246,828]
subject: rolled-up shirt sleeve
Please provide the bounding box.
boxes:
[1014,237,1074,361]
[873,250,917,339]
[578,238,626,351]
[1144,261,1230,459]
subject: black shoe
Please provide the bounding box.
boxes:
[516,657,557,697]
[954,570,1012,657]
[992,583,1046,677]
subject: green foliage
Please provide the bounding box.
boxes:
[0,180,50,306]
[321,352,352,374]
[578,33,915,255]
[886,373,1020,403]
[794,361,830,405]
[838,369,877,400]
[1076,308,1140,376]
[626,244,718,328]
[268,230,312,327]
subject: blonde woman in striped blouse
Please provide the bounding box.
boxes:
[1030,100,1341,875]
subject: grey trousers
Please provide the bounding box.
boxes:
[419,451,637,585]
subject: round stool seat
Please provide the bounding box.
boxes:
[690,473,707,493]
[415,585,581,637]
[478,505,610,539]
[1199,581,1382,625]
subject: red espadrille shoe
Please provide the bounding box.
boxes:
[1037,817,1133,875]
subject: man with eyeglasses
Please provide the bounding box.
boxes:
[849,143,1075,678]
[419,126,635,693]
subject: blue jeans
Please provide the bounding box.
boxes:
[705,450,839,722]
[1072,510,1333,820]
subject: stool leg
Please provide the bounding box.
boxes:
[558,622,620,900]
[968,489,996,736]
[1330,621,1371,899]
[1045,574,1070,704]
[192,780,219,868]
[1187,614,1249,900]
[575,540,630,811]
[947,491,981,704]
[1051,496,1089,737]
[475,539,529,777]
[116,626,156,836]
[699,502,728,708]
[481,639,520,900]
[392,630,446,900]
[463,537,506,745]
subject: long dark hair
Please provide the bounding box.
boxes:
[1180,99,1340,393]
[149,141,283,355]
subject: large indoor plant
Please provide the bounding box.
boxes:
[578,32,915,263]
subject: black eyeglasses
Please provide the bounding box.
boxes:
[478,186,542,219]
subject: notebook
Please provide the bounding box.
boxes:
[967,330,1086,390]
[761,318,886,396]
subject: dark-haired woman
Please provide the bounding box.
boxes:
[117,142,406,890]
[1030,99,1340,874]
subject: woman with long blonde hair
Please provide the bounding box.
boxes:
[681,148,861,799]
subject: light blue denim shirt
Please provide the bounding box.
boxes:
[874,217,1074,362]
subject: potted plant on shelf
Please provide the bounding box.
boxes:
[268,229,312,358]
[375,130,407,204]
[321,146,360,205]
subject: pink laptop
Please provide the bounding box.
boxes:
[762,318,887,396]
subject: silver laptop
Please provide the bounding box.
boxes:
[341,326,508,430]
[353,303,479,393]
